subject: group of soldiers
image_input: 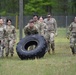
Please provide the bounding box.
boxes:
[24,14,76,55]
[0,14,76,58]
[24,14,57,54]
[0,18,16,57]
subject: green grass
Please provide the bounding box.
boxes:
[0,28,76,75]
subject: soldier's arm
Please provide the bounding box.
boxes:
[69,23,73,31]
[35,27,39,34]
[54,19,57,33]
[24,26,28,35]
[12,27,16,40]
[3,29,6,39]
[34,26,39,34]
[24,25,31,35]
[67,23,73,39]
[53,18,57,36]
[24,26,26,35]
[41,23,47,35]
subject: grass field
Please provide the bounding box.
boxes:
[0,28,76,75]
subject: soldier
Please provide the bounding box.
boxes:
[4,19,16,57]
[0,19,6,57]
[24,19,38,35]
[67,17,76,55]
[38,16,47,36]
[44,14,57,54]
[33,15,39,25]
[24,19,38,50]
[33,15,41,34]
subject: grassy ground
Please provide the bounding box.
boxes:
[0,28,76,75]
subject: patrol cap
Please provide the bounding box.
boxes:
[29,19,34,23]
[47,14,51,17]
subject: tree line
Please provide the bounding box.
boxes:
[0,0,76,16]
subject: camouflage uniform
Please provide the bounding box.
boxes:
[4,25,16,57]
[69,21,76,54]
[38,18,48,36]
[0,25,5,57]
[24,24,38,35]
[39,22,47,36]
[44,17,57,54]
[24,20,38,50]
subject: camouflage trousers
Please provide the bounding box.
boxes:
[70,32,76,48]
[28,45,36,50]
[4,38,15,56]
[44,31,55,53]
[0,39,4,57]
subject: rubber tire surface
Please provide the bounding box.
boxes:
[16,34,47,60]
[73,46,76,54]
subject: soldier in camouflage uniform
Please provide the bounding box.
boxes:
[38,16,47,36]
[24,19,38,50]
[4,19,16,57]
[24,19,38,35]
[44,14,57,54]
[68,17,76,55]
[0,19,6,57]
[33,15,39,25]
[33,15,42,34]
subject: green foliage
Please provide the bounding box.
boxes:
[24,0,46,15]
[24,0,58,15]
[0,0,76,15]
[0,11,7,16]
[0,0,18,16]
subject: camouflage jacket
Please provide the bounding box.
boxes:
[69,22,76,33]
[44,18,57,33]
[5,25,16,40]
[24,24,38,35]
[0,25,6,40]
[38,22,47,35]
[34,21,40,28]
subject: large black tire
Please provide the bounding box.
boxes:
[72,46,76,54]
[16,34,47,60]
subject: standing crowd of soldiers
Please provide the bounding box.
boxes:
[0,14,76,58]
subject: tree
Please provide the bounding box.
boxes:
[71,0,76,14]
[0,0,18,15]
[0,0,76,16]
[24,0,57,15]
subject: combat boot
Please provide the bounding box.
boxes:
[48,50,51,54]
[51,43,55,54]
[11,54,13,57]
[6,54,8,57]
[71,47,75,55]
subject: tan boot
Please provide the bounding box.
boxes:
[48,50,51,54]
